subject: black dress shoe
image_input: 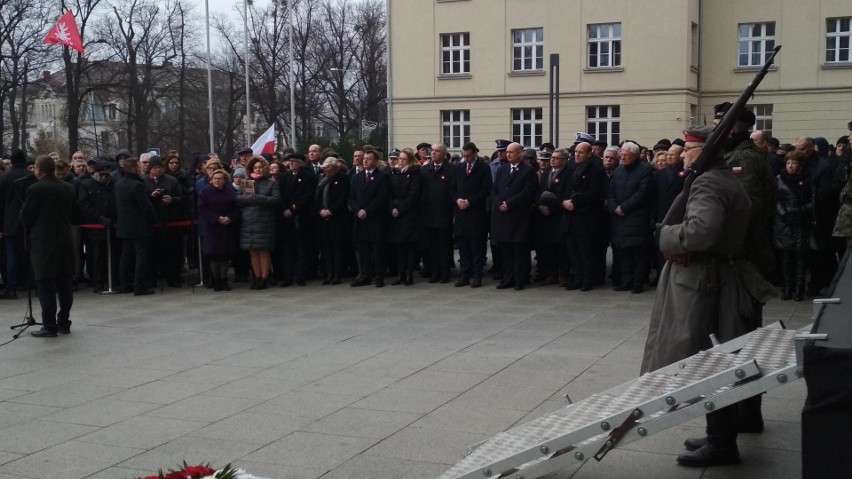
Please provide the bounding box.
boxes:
[496,282,515,290]
[58,322,72,335]
[439,275,450,284]
[676,442,740,467]
[391,276,404,286]
[279,280,292,288]
[565,282,582,290]
[375,279,385,288]
[428,276,440,284]
[0,291,17,300]
[470,277,482,288]
[613,283,633,291]
[31,328,58,338]
[580,284,594,291]
[134,290,155,296]
[514,284,524,291]
[455,278,470,287]
[350,278,372,287]
[631,285,644,294]
[296,279,306,286]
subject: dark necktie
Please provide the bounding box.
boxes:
[549,170,556,187]
[511,166,517,176]
[466,164,472,176]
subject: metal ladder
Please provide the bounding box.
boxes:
[438,324,802,479]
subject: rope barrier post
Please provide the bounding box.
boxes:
[101,226,119,295]
[193,236,206,288]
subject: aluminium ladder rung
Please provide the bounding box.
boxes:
[439,356,760,479]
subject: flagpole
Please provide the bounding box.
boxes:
[205,0,214,153]
[243,0,250,147]
[288,0,296,147]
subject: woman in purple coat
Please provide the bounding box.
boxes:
[198,169,240,291]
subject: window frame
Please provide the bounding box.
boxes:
[586,105,621,148]
[440,32,471,76]
[511,27,544,72]
[751,104,773,136]
[441,110,471,150]
[587,23,622,69]
[826,17,852,64]
[737,22,776,68]
[511,107,543,148]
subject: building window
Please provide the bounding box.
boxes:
[586,105,620,147]
[751,104,773,136]
[738,22,775,68]
[826,17,851,63]
[441,110,470,149]
[100,130,112,149]
[512,28,544,71]
[441,32,470,75]
[588,23,621,68]
[511,108,542,147]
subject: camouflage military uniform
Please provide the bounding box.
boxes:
[725,138,777,279]
[833,153,852,240]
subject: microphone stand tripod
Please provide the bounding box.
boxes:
[10,228,41,338]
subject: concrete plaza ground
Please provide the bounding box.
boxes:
[0,278,810,479]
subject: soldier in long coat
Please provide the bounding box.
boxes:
[641,126,775,468]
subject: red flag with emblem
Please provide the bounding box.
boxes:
[43,11,84,54]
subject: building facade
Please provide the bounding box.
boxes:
[388,0,852,151]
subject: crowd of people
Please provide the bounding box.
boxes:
[0,106,850,299]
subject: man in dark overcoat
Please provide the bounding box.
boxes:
[143,156,184,288]
[19,156,77,337]
[279,153,317,286]
[420,143,456,283]
[535,149,572,286]
[77,162,118,293]
[0,149,32,299]
[491,142,537,290]
[560,143,606,291]
[115,158,157,295]
[349,149,390,287]
[453,142,492,288]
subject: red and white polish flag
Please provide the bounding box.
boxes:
[43,11,84,53]
[250,125,276,156]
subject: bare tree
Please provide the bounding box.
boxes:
[0,0,57,151]
[97,0,185,153]
[58,0,112,155]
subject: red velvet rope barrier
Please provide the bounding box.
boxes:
[80,220,196,230]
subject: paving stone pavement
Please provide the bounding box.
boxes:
[0,277,812,479]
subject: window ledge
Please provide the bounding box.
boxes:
[437,0,470,2]
[734,65,778,73]
[438,73,472,80]
[583,67,624,73]
[508,70,546,77]
[822,62,852,70]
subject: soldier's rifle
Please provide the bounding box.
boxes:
[662,45,781,227]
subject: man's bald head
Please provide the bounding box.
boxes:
[506,142,523,164]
